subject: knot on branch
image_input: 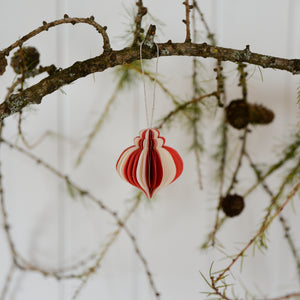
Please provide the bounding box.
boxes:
[143,24,157,49]
[243,45,251,60]
[138,5,147,17]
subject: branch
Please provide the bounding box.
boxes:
[214,176,300,283]
[244,135,300,197]
[156,91,217,129]
[245,151,300,272]
[182,0,192,42]
[122,224,161,298]
[0,263,15,300]
[75,77,123,166]
[210,277,232,300]
[1,38,300,120]
[71,196,145,299]
[132,0,147,46]
[1,138,160,298]
[264,292,300,300]
[0,16,111,57]
[193,1,216,45]
[225,64,249,195]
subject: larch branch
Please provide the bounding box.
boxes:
[0,16,111,56]
[132,0,147,46]
[1,28,299,121]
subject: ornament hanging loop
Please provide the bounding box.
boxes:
[139,32,159,129]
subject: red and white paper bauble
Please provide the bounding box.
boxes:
[116,128,183,198]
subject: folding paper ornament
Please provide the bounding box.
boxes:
[116,128,183,198]
[116,38,183,198]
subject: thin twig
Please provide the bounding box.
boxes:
[4,79,21,102]
[193,145,203,190]
[0,263,16,300]
[246,151,300,279]
[189,4,204,190]
[132,0,147,46]
[243,132,300,198]
[0,147,19,262]
[0,124,19,299]
[17,111,33,149]
[1,16,110,56]
[278,215,300,283]
[71,196,142,299]
[211,61,229,246]
[264,291,300,300]
[238,63,248,100]
[224,64,249,197]
[201,216,227,249]
[52,252,98,275]
[183,0,192,42]
[76,78,123,166]
[256,160,300,244]
[124,63,180,106]
[156,91,217,129]
[225,128,248,196]
[214,61,225,106]
[214,176,300,283]
[71,277,89,300]
[193,1,216,45]
[210,277,232,300]
[123,225,161,298]
[244,151,273,196]
[17,129,68,150]
[211,138,227,246]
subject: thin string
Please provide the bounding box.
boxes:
[139,40,159,129]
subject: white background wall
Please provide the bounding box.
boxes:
[0,0,300,299]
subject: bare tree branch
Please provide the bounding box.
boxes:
[0,23,299,121]
[183,0,192,42]
[0,263,15,300]
[1,16,111,57]
[132,0,147,46]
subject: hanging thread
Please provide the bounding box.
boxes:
[139,39,159,128]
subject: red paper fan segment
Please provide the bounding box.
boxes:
[116,128,183,198]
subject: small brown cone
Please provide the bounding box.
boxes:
[226,99,249,129]
[10,46,40,74]
[249,104,274,125]
[221,194,245,217]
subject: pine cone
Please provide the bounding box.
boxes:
[249,104,274,125]
[226,99,249,129]
[0,55,7,76]
[221,194,245,217]
[10,46,40,74]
